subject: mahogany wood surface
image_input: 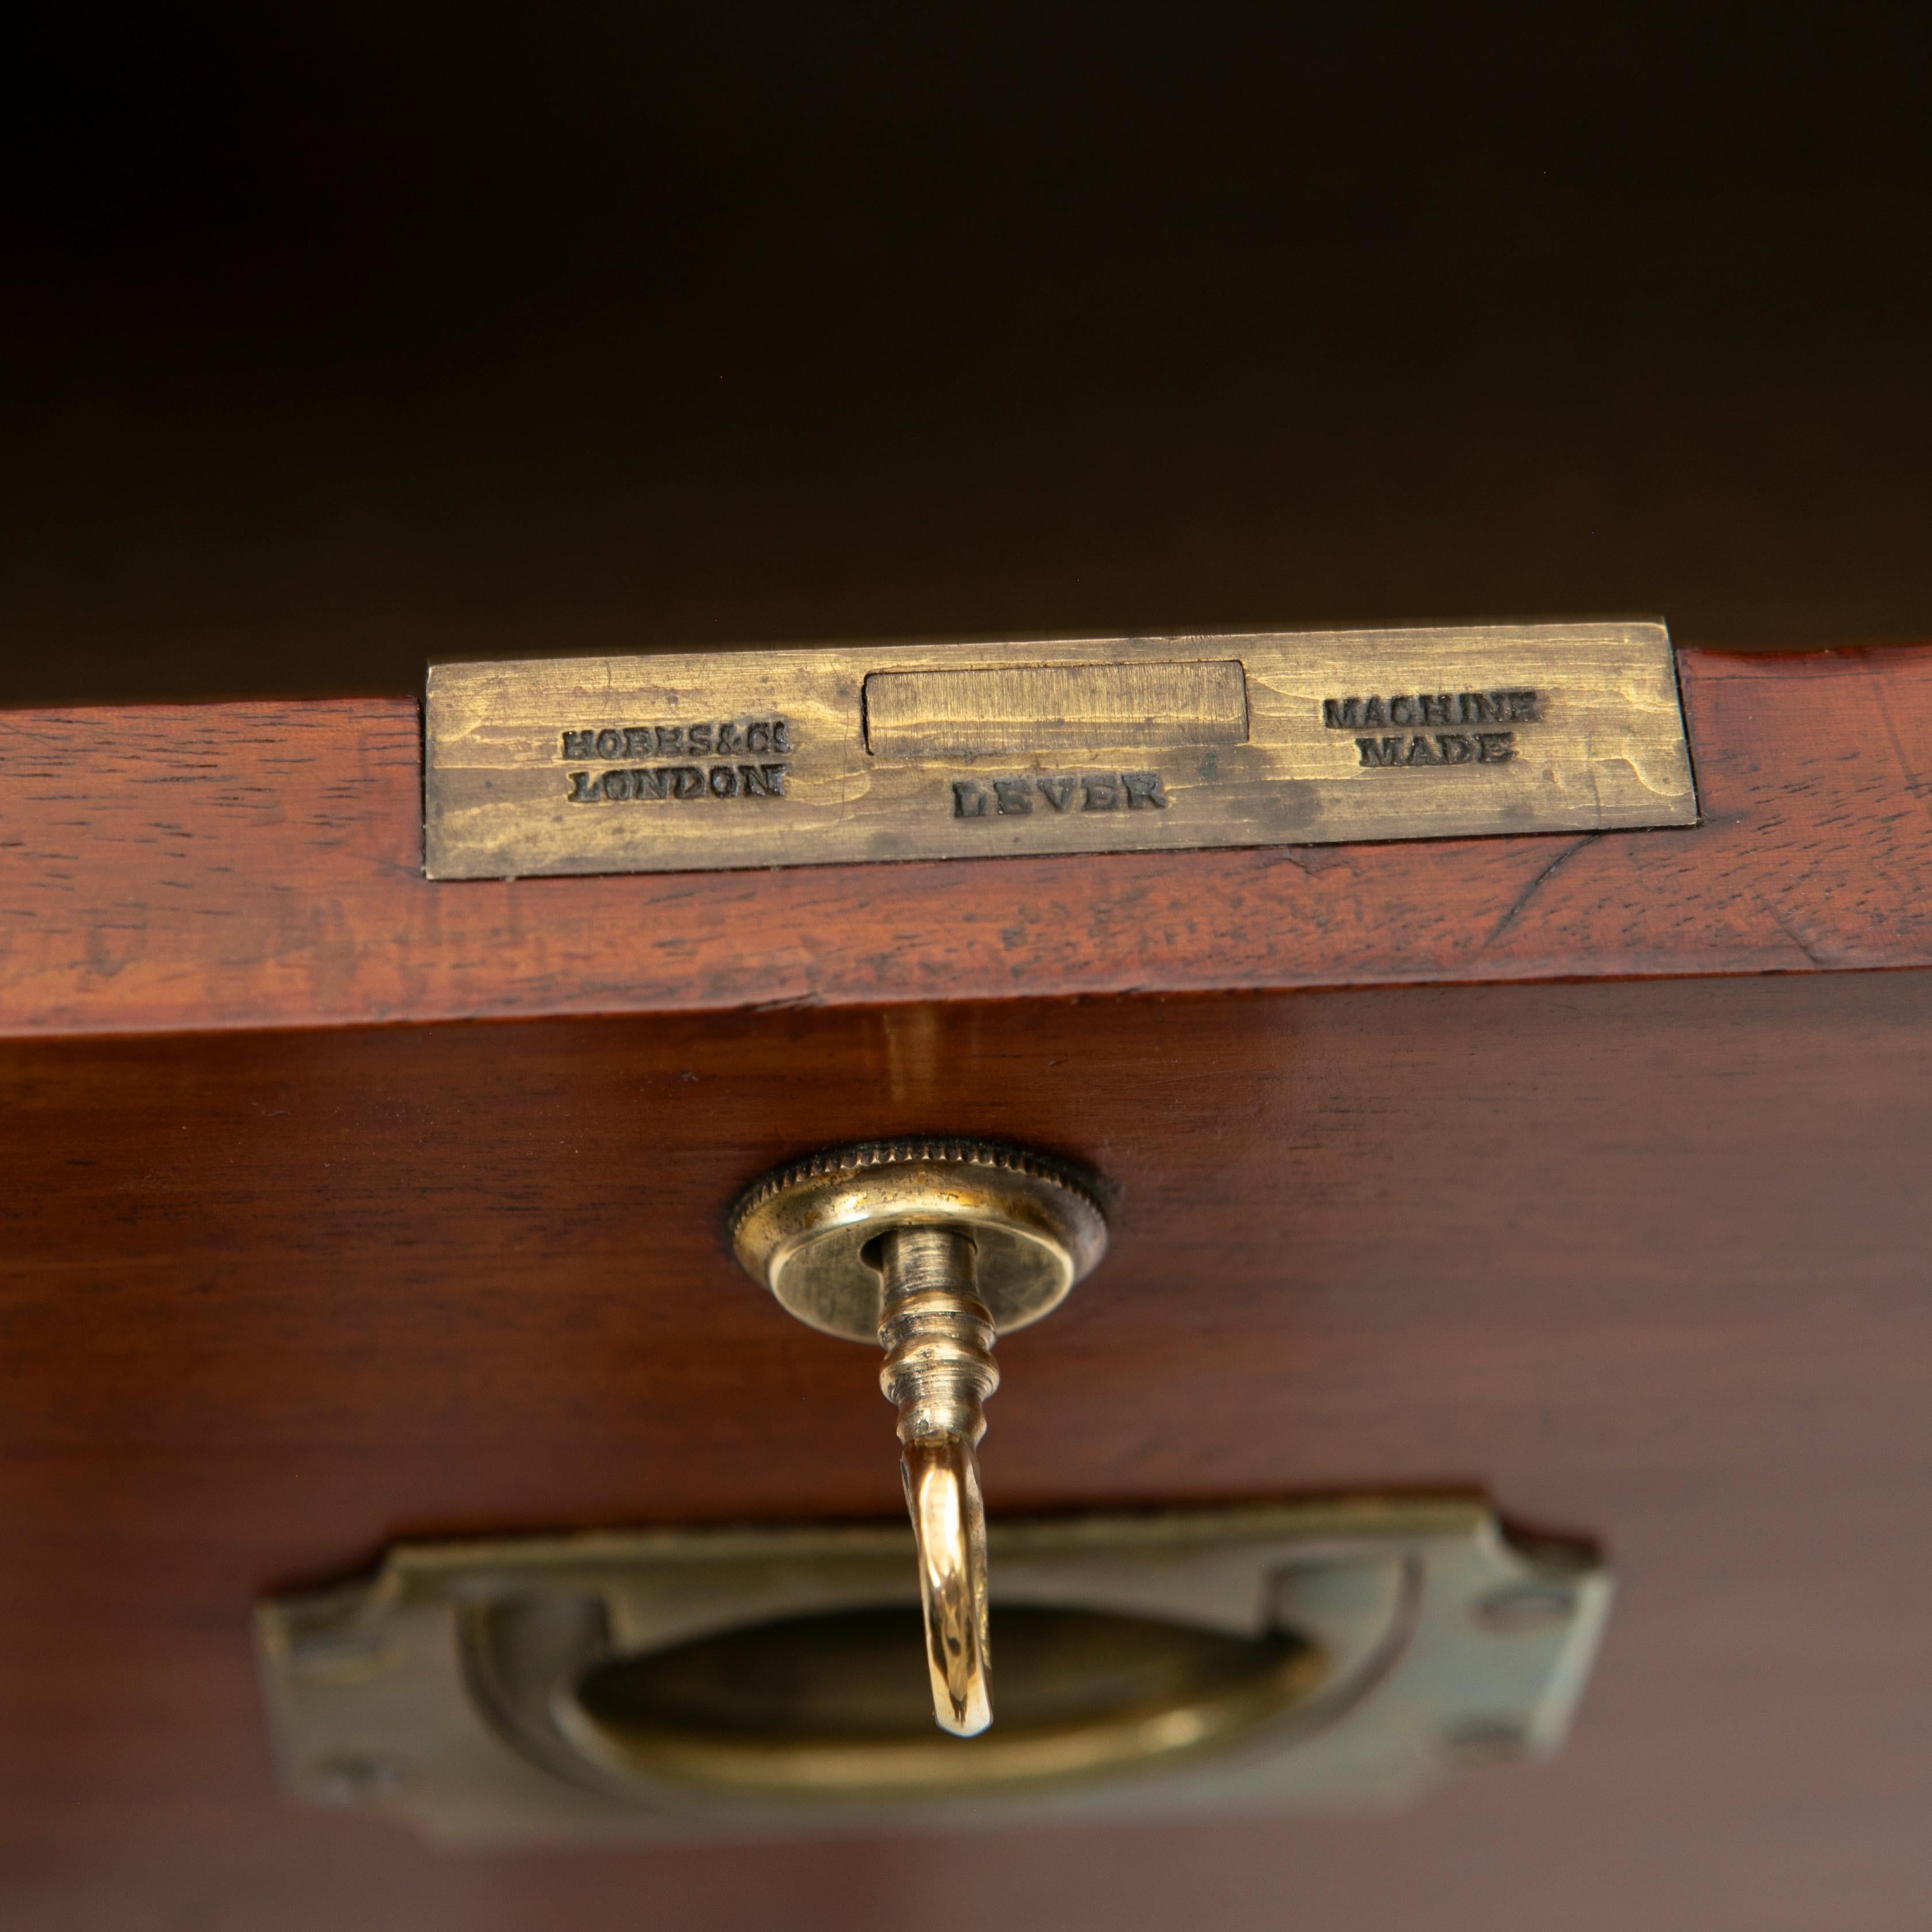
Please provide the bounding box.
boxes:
[3,644,1931,1040]
[1,646,1928,1926]
[1,973,1929,1930]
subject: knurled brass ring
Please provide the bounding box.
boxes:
[729,1138,1108,1343]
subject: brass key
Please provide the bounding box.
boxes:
[730,1141,1108,1736]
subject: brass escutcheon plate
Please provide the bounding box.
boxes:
[422,622,1696,880]
[729,1138,1109,1342]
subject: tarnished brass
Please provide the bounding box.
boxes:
[727,1138,1108,1343]
[423,620,1695,879]
[255,1498,1612,1845]
[863,658,1250,757]
[730,1140,1108,1739]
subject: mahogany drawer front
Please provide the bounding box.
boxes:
[1,644,1929,1928]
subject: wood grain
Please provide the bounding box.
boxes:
[1,649,1928,1926]
[1,973,1929,1928]
[2,644,1930,1038]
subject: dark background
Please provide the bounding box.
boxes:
[7,3,1931,707]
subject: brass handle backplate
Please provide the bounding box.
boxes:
[730,1140,1108,1736]
[256,1498,1613,1844]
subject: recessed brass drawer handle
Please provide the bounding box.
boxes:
[253,1153,1617,1841]
[730,1140,1108,1736]
[256,1500,1612,1842]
